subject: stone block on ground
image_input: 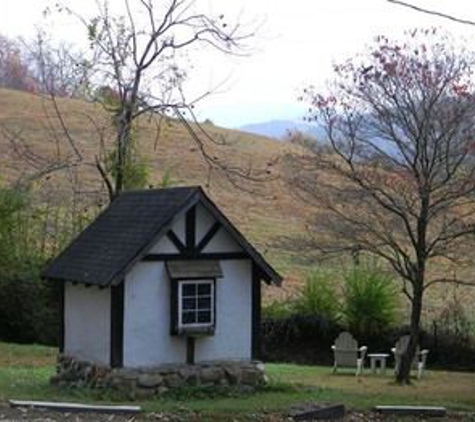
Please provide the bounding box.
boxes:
[52,355,267,398]
[137,373,163,388]
[200,367,224,385]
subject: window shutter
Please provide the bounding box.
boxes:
[170,279,178,335]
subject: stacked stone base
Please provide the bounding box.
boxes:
[52,355,266,399]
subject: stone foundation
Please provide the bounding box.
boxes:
[51,355,266,398]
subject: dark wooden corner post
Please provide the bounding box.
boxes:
[110,281,125,368]
[251,263,262,360]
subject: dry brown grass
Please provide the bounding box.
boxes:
[0,88,309,299]
[1,88,475,315]
[0,342,56,368]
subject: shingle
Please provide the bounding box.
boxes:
[42,186,282,286]
[43,187,199,286]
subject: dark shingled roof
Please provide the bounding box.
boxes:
[43,186,281,286]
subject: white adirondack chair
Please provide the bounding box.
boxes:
[331,332,367,376]
[391,335,429,380]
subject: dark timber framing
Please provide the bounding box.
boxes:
[185,206,196,251]
[166,231,185,253]
[143,252,248,261]
[186,337,195,364]
[197,222,221,252]
[170,279,179,336]
[110,282,124,368]
[251,263,262,360]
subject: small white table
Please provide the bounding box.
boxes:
[368,353,389,375]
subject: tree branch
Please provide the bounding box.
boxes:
[387,0,475,26]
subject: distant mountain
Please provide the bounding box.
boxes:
[238,119,326,141]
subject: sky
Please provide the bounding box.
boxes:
[1,0,475,128]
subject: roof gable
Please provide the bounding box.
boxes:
[43,187,281,286]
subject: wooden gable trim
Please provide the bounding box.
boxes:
[166,230,186,253]
[185,206,196,251]
[197,193,282,285]
[143,252,248,261]
[196,222,221,252]
[110,282,124,368]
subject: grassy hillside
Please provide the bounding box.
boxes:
[0,88,472,318]
[0,88,307,300]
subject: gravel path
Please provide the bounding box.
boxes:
[0,405,473,421]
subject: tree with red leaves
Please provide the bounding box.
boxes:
[285,29,475,384]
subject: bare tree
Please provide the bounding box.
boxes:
[41,0,262,202]
[387,0,475,27]
[285,29,475,383]
[0,35,35,92]
[24,30,92,98]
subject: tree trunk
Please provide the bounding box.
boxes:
[113,105,133,201]
[396,283,423,384]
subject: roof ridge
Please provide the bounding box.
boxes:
[119,186,202,196]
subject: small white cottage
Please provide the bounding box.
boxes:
[44,186,281,391]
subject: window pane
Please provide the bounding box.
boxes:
[183,298,195,310]
[182,284,196,296]
[198,297,211,310]
[198,311,211,323]
[198,283,211,295]
[179,280,214,327]
[182,311,196,324]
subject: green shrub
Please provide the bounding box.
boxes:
[342,265,399,336]
[262,299,293,320]
[292,270,340,321]
[0,185,66,345]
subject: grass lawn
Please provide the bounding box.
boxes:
[0,342,474,418]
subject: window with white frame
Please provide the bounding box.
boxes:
[178,280,214,329]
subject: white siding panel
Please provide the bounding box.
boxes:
[195,204,215,244]
[149,236,179,254]
[124,262,186,367]
[64,283,110,365]
[202,228,242,253]
[171,213,186,244]
[195,260,252,362]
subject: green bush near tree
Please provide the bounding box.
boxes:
[292,270,341,321]
[342,265,399,337]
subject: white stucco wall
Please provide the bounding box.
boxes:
[124,259,252,367]
[64,283,111,365]
[123,205,253,367]
[194,259,252,362]
[124,261,186,367]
